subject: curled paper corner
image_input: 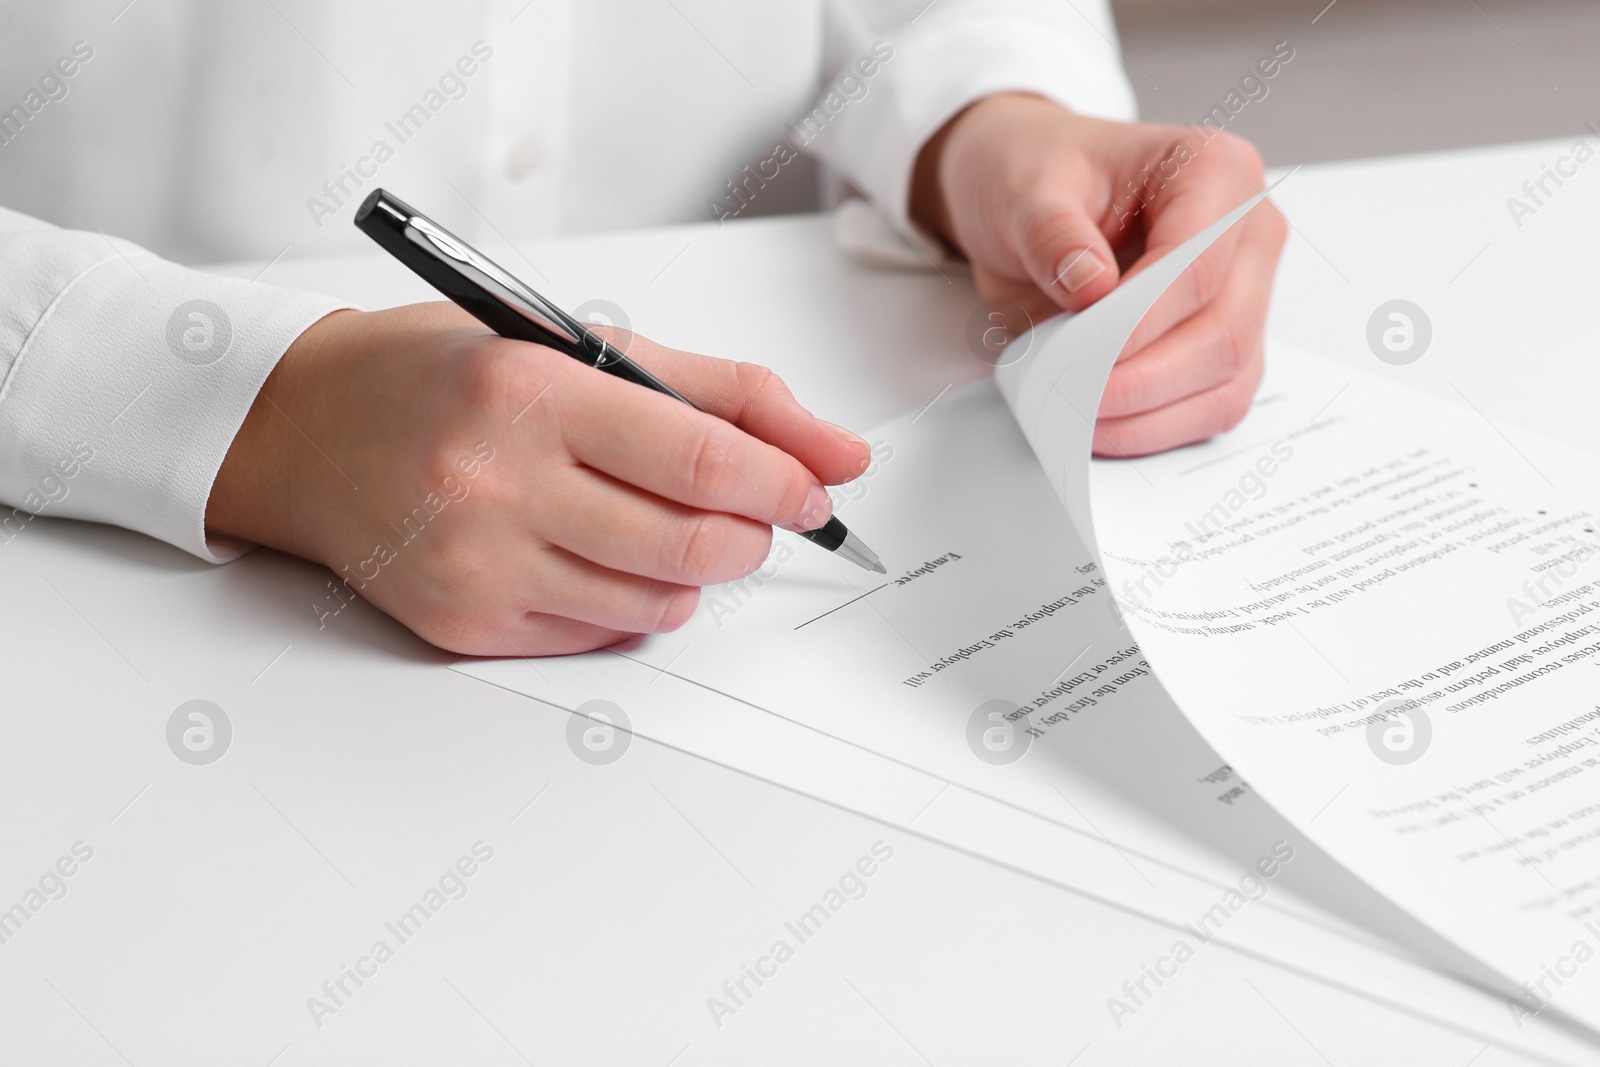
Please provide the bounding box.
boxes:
[994,185,1278,552]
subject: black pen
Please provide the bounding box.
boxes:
[354,188,885,574]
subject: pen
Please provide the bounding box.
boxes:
[354,188,886,574]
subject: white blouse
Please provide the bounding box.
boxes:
[0,0,1134,561]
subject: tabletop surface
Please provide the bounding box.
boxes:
[3,138,1596,1066]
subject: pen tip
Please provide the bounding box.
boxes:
[834,529,885,574]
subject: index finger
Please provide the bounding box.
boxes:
[557,362,834,534]
[598,329,872,488]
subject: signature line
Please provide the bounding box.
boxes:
[795,584,889,630]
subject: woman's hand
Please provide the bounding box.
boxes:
[207,302,870,655]
[913,93,1289,457]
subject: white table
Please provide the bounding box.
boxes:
[2,138,1594,1065]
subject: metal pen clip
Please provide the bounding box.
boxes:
[402,213,618,367]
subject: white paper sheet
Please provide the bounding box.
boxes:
[997,192,1600,1038]
[457,191,1600,1058]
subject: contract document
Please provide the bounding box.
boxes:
[459,193,1600,1057]
[998,193,1600,1039]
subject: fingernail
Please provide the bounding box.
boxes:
[1054,247,1106,294]
[819,419,868,448]
[781,483,834,533]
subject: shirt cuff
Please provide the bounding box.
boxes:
[802,14,1139,256]
[0,226,349,563]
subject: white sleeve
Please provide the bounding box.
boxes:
[0,206,349,563]
[804,0,1139,263]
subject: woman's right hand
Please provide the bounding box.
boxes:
[206,302,872,655]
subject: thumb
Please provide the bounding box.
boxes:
[1012,199,1120,312]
